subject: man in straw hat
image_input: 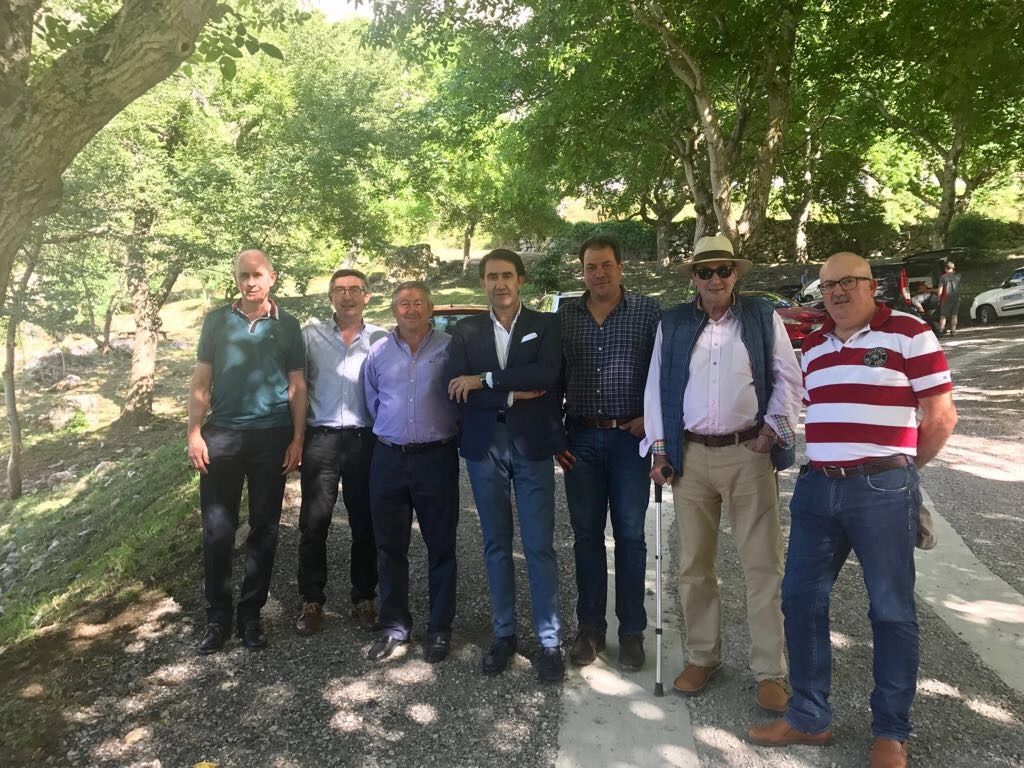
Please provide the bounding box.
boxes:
[641,234,802,713]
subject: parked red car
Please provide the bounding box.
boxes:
[740,290,827,350]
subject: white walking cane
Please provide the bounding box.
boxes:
[653,466,670,696]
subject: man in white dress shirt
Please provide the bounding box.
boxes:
[642,234,802,713]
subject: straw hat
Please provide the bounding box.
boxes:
[679,234,752,278]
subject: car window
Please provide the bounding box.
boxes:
[1009,270,1024,287]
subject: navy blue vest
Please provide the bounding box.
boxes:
[658,295,796,473]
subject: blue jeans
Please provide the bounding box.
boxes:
[783,463,921,741]
[564,422,650,636]
[465,424,560,648]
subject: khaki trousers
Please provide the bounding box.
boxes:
[671,441,787,680]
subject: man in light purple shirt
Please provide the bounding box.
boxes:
[362,281,460,664]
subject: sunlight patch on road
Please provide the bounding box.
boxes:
[918,679,1020,725]
[940,597,1024,625]
[407,702,437,724]
[829,630,853,649]
[938,435,1024,482]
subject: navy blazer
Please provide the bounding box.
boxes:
[445,306,566,461]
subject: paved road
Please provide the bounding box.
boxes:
[29,323,1024,768]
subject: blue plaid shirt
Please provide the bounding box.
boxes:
[559,289,661,419]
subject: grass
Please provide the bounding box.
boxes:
[0,426,199,647]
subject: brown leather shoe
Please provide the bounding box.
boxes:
[747,718,832,747]
[569,626,605,666]
[295,602,323,636]
[755,678,790,714]
[869,737,908,768]
[352,599,379,632]
[672,663,722,696]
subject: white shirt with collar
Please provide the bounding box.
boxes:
[485,302,523,408]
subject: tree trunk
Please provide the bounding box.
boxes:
[121,209,159,424]
[101,293,117,354]
[3,236,41,499]
[693,213,709,245]
[736,4,802,256]
[461,222,476,274]
[655,220,672,272]
[0,0,217,313]
[932,125,967,249]
[793,198,812,264]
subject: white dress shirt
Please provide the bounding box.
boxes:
[640,307,802,455]
[484,303,522,408]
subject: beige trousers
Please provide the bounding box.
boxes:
[671,440,787,680]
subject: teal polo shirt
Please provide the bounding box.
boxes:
[197,301,305,430]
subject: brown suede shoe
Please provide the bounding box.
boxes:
[295,602,323,636]
[755,678,790,714]
[747,718,832,747]
[352,599,379,632]
[869,737,908,768]
[672,663,722,696]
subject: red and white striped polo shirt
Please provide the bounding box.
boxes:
[801,303,952,464]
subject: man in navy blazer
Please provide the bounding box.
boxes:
[445,248,566,683]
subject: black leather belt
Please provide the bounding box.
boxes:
[310,425,370,434]
[376,436,456,454]
[810,454,911,478]
[684,426,760,447]
[575,415,640,429]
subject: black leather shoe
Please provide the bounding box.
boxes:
[618,633,645,672]
[423,633,451,664]
[367,635,405,662]
[538,646,565,683]
[198,622,228,655]
[237,619,267,650]
[482,635,517,676]
[569,626,605,666]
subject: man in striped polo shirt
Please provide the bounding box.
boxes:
[749,252,958,768]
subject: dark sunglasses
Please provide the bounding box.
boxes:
[694,265,735,280]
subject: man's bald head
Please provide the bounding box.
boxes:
[234,249,277,310]
[819,251,878,337]
[820,251,872,281]
[236,249,273,273]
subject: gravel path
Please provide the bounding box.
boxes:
[45,474,576,768]
[25,324,1024,768]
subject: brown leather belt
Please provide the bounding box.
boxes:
[810,454,911,478]
[684,426,760,447]
[574,416,640,429]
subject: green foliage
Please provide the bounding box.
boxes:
[948,214,1024,252]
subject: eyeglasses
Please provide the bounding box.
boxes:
[694,265,735,280]
[330,286,365,296]
[820,276,873,293]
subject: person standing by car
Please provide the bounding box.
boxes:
[938,261,962,335]
[295,269,387,637]
[445,249,567,684]
[557,234,660,672]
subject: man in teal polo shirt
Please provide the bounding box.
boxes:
[187,249,306,653]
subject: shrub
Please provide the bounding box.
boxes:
[948,213,1024,252]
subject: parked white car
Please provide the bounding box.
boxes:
[970,268,1024,324]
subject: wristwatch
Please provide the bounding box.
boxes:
[479,372,489,387]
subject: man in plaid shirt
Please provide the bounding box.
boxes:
[556,234,661,672]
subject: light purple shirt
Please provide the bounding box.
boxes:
[363,328,459,445]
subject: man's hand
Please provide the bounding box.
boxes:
[282,438,303,474]
[618,416,645,440]
[555,450,576,472]
[512,389,545,401]
[750,429,776,454]
[650,454,674,485]
[188,431,210,475]
[448,374,484,402]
